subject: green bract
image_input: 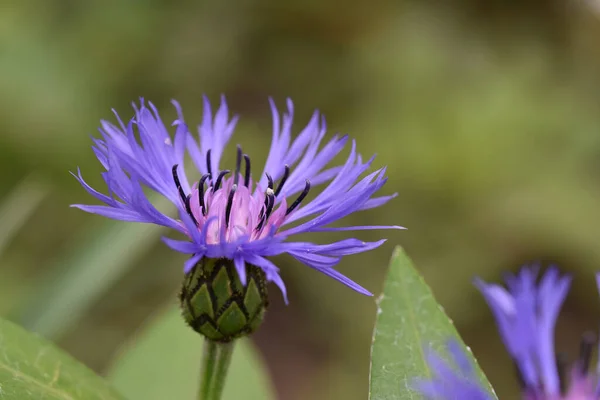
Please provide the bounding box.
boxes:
[180,258,269,342]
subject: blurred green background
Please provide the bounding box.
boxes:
[2,1,600,399]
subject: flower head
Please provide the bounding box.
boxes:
[72,96,401,304]
[475,266,599,400]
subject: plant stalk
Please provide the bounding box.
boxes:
[199,340,218,400]
[199,340,235,400]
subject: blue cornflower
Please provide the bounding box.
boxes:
[72,96,401,303]
[416,266,600,400]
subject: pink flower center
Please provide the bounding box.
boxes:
[172,145,311,244]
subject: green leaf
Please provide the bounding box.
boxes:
[107,305,275,400]
[0,317,124,400]
[369,247,496,400]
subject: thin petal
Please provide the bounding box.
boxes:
[234,255,247,286]
[162,237,201,254]
[70,204,148,222]
[310,225,406,232]
[184,253,204,274]
[243,254,288,304]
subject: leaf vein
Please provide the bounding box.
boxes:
[0,362,74,400]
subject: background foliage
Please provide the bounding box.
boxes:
[2,1,600,399]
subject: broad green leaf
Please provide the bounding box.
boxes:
[369,247,496,399]
[0,317,124,400]
[107,305,275,400]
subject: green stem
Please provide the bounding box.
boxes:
[199,340,235,400]
[207,341,235,400]
[199,340,218,400]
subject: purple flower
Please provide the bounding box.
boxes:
[413,340,494,400]
[415,266,600,400]
[72,96,401,302]
[475,266,600,400]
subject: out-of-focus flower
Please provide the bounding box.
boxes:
[413,340,494,400]
[72,96,401,341]
[416,267,600,400]
[476,266,599,400]
[415,266,600,399]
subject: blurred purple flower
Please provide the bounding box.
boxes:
[416,266,600,400]
[476,266,599,400]
[413,340,494,400]
[72,96,402,302]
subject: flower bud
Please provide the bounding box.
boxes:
[179,257,269,342]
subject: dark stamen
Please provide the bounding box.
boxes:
[172,164,187,204]
[214,170,231,191]
[556,353,568,395]
[225,184,237,227]
[256,174,275,227]
[274,165,290,197]
[257,190,268,221]
[206,150,212,178]
[258,207,264,221]
[256,218,265,231]
[265,192,276,220]
[243,154,251,187]
[257,174,274,219]
[258,173,275,216]
[286,180,311,215]
[256,191,274,231]
[198,174,211,215]
[579,331,596,375]
[234,145,242,186]
[184,194,198,226]
[172,164,198,225]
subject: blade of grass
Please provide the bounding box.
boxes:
[15,196,171,339]
[0,174,49,256]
